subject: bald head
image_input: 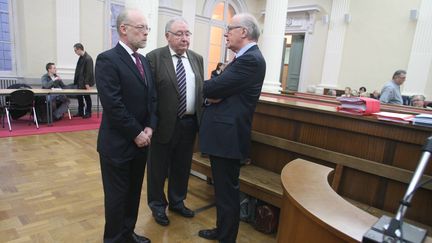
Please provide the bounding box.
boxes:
[116,9,149,51]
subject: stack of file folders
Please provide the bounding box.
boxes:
[413,114,432,127]
[372,112,414,124]
[337,97,380,115]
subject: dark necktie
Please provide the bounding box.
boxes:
[133,52,145,80]
[175,54,187,118]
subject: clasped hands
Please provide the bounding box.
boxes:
[134,127,153,148]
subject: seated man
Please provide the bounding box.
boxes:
[41,62,70,121]
[410,95,429,108]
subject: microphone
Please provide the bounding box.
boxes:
[362,136,432,243]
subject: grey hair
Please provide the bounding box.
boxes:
[165,17,189,33]
[392,69,406,79]
[411,94,425,101]
[236,13,260,41]
[116,9,130,35]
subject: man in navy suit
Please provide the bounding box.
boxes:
[198,13,266,243]
[95,9,156,243]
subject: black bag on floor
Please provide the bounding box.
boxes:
[239,192,257,223]
[34,96,48,123]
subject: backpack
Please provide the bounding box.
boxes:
[254,204,279,234]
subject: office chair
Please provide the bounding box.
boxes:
[4,89,39,131]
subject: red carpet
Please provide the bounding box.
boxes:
[0,113,101,138]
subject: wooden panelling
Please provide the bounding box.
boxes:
[250,95,432,227]
[277,159,432,243]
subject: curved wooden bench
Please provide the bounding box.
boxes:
[277,159,432,243]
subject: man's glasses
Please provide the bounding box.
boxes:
[167,31,192,38]
[225,25,243,33]
[124,24,151,32]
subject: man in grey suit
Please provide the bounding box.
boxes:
[146,17,204,226]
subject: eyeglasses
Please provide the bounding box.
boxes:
[124,24,151,32]
[167,31,192,38]
[225,25,243,33]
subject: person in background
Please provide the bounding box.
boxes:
[41,62,70,121]
[359,86,369,97]
[95,9,156,243]
[326,89,337,96]
[379,69,406,105]
[198,13,266,243]
[146,17,204,227]
[73,43,95,119]
[341,87,352,97]
[370,90,380,100]
[410,95,428,108]
[211,62,224,78]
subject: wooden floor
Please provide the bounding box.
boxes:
[0,130,276,242]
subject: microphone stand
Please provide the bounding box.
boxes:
[363,136,432,243]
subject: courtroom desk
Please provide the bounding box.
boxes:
[279,91,432,115]
[250,94,432,227]
[277,159,432,243]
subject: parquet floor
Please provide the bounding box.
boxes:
[0,130,276,242]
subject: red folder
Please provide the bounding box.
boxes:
[337,97,380,115]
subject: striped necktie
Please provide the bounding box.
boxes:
[175,54,187,118]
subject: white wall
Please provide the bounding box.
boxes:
[80,0,105,58]
[339,0,421,94]
[17,0,56,80]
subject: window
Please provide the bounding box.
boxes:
[110,3,124,47]
[208,1,237,78]
[0,0,12,72]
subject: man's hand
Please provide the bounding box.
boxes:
[207,98,222,104]
[85,84,91,90]
[143,127,153,141]
[134,130,151,148]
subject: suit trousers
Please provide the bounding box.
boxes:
[147,115,198,212]
[77,94,92,115]
[99,152,147,243]
[209,155,241,243]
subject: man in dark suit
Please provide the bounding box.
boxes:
[95,9,156,243]
[198,13,266,243]
[146,17,204,226]
[73,43,95,119]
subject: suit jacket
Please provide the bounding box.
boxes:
[199,45,266,160]
[146,46,204,143]
[41,73,66,89]
[74,52,95,88]
[95,43,157,164]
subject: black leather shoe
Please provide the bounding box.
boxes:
[198,228,218,240]
[128,232,151,243]
[82,113,92,119]
[152,211,169,226]
[168,205,195,218]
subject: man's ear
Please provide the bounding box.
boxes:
[241,28,248,39]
